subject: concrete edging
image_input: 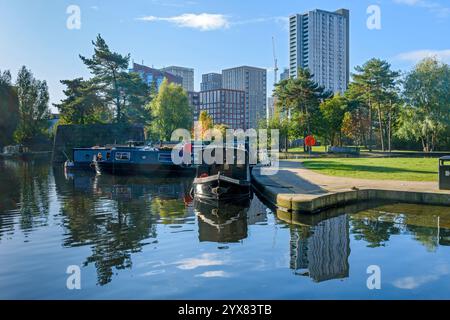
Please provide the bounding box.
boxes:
[252,173,450,214]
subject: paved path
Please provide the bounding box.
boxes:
[266,160,447,194]
[252,161,450,213]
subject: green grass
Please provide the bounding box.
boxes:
[300,157,439,182]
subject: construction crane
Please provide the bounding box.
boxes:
[272,36,279,86]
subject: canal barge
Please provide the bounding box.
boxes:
[65,146,111,170]
[192,144,252,202]
[94,142,195,176]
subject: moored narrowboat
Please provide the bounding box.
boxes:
[192,144,252,202]
[94,142,195,176]
[65,147,110,170]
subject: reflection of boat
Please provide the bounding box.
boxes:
[195,199,251,243]
[94,141,195,176]
[0,145,51,161]
[192,145,251,202]
[93,174,193,202]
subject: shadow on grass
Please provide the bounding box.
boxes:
[302,160,437,175]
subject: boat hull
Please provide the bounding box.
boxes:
[193,174,252,202]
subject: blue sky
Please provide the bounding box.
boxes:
[1,0,449,108]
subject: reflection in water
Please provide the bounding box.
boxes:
[195,200,250,243]
[1,161,450,298]
[351,203,450,251]
[194,196,268,243]
[289,215,350,282]
[54,167,193,285]
[0,160,51,239]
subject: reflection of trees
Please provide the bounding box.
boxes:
[152,198,190,224]
[350,214,401,248]
[289,214,350,282]
[351,204,450,251]
[57,172,193,285]
[0,160,50,240]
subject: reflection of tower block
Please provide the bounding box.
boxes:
[290,227,309,274]
[289,215,350,282]
[307,215,350,282]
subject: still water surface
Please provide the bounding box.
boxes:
[0,160,449,299]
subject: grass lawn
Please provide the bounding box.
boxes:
[300,157,439,182]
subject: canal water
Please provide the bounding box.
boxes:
[0,159,449,299]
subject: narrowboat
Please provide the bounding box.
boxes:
[64,146,110,170]
[192,144,252,202]
[94,141,195,176]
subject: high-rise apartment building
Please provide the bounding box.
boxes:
[280,68,290,81]
[188,91,200,119]
[200,73,222,91]
[289,8,349,93]
[198,89,246,130]
[161,66,194,92]
[130,63,183,91]
[222,66,267,129]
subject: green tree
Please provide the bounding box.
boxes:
[350,58,400,151]
[319,93,348,146]
[55,78,110,125]
[197,110,214,139]
[259,112,291,152]
[0,70,20,147]
[79,34,149,123]
[14,66,50,145]
[397,57,450,152]
[148,79,193,141]
[273,68,330,151]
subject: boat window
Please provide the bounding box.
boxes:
[115,152,131,161]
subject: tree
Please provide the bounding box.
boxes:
[148,79,193,141]
[397,58,450,152]
[118,72,151,124]
[351,58,400,151]
[55,78,110,125]
[319,93,348,146]
[196,110,214,139]
[0,70,20,147]
[273,67,330,151]
[79,34,149,123]
[213,124,229,137]
[259,113,291,152]
[14,66,50,145]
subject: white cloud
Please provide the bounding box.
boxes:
[137,13,230,31]
[137,13,287,31]
[394,49,450,63]
[393,0,450,17]
[176,253,225,270]
[393,265,450,289]
[195,270,231,278]
[393,275,438,289]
